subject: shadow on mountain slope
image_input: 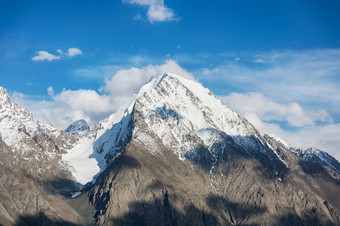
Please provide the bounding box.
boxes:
[15,212,81,226]
[109,195,220,226]
[155,106,183,120]
[299,160,340,185]
[184,131,288,180]
[91,109,135,169]
[43,178,79,199]
[89,151,141,219]
[107,195,338,226]
[206,194,267,224]
[276,213,336,226]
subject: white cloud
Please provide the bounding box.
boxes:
[220,92,332,127]
[54,89,114,114]
[252,58,266,63]
[219,92,340,161]
[123,0,178,22]
[197,49,340,118]
[47,86,54,96]
[202,68,220,75]
[67,48,82,57]
[32,48,82,62]
[32,51,60,62]
[12,90,115,129]
[12,92,92,129]
[203,49,340,161]
[134,14,142,20]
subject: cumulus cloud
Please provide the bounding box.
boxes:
[220,92,332,127]
[54,89,113,114]
[123,0,178,22]
[12,92,93,129]
[254,115,340,161]
[32,51,60,62]
[32,48,82,62]
[13,60,192,129]
[67,48,82,57]
[219,92,340,161]
[12,90,114,129]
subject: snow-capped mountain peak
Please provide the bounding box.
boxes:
[133,73,266,157]
[0,86,76,154]
[65,119,90,136]
[0,86,33,124]
[64,73,283,185]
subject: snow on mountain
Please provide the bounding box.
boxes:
[62,98,135,185]
[133,73,269,156]
[264,133,340,174]
[65,119,90,136]
[63,73,283,185]
[0,87,35,148]
[0,87,77,178]
[0,87,75,152]
[292,147,340,173]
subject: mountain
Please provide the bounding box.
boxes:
[68,73,340,225]
[0,87,91,225]
[65,119,90,136]
[1,74,340,225]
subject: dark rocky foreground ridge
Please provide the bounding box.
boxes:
[0,74,340,226]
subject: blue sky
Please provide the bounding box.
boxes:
[1,0,340,159]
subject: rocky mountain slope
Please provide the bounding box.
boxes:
[0,87,91,225]
[1,74,340,225]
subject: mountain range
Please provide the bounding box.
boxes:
[0,73,340,225]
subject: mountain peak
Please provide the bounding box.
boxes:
[64,72,276,185]
[0,87,33,123]
[0,86,11,106]
[65,119,90,136]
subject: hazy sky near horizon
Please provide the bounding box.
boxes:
[1,0,340,159]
